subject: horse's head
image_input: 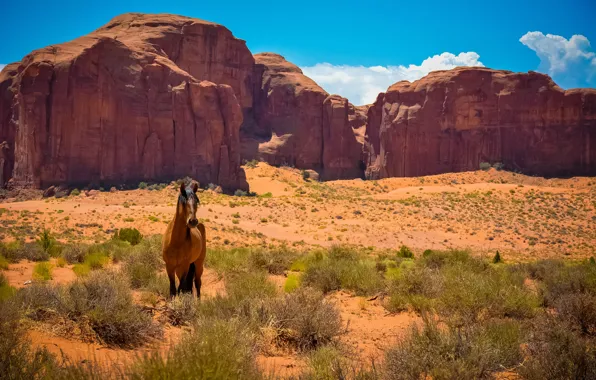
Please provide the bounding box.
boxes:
[178,181,200,228]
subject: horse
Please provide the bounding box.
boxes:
[162,181,206,298]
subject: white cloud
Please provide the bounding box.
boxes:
[520,31,596,85]
[0,64,5,72]
[301,52,484,105]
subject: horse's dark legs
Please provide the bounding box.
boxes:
[167,271,176,298]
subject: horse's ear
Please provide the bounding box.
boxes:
[180,182,186,195]
[191,181,199,193]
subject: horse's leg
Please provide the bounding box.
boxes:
[166,262,177,298]
[176,265,191,295]
[193,261,204,299]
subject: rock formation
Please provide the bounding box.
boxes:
[1,13,595,190]
[0,13,250,190]
[245,53,364,179]
[365,67,596,179]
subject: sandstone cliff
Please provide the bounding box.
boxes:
[0,13,250,190]
[245,53,364,179]
[366,67,596,179]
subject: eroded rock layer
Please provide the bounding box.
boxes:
[0,13,250,190]
[365,68,596,179]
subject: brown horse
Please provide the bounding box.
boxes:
[162,181,206,298]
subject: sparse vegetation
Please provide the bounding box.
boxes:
[32,262,53,281]
[114,228,143,245]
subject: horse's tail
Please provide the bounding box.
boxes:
[184,262,196,292]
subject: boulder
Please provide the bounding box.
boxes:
[42,186,56,198]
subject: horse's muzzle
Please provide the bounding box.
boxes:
[188,218,198,227]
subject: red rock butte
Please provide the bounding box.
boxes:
[1,13,595,191]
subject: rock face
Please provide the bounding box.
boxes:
[245,53,364,179]
[0,13,249,190]
[2,13,595,189]
[366,68,596,179]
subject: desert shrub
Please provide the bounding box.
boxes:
[197,271,276,326]
[84,252,109,270]
[36,229,61,257]
[114,228,143,246]
[33,262,53,281]
[0,254,8,270]
[384,318,524,380]
[129,318,261,380]
[206,247,252,274]
[493,250,502,263]
[55,257,66,268]
[268,287,342,351]
[146,273,171,298]
[234,189,248,197]
[387,265,443,313]
[479,162,491,171]
[302,169,310,180]
[69,270,161,346]
[70,188,81,196]
[167,294,200,326]
[397,245,414,258]
[17,270,161,347]
[553,292,596,335]
[303,346,379,380]
[72,263,91,277]
[123,236,163,288]
[437,264,537,325]
[493,162,505,171]
[520,316,596,380]
[0,299,59,379]
[138,182,147,189]
[302,247,384,296]
[244,159,259,168]
[249,246,300,275]
[62,245,87,264]
[0,273,16,301]
[284,274,300,293]
[3,241,50,262]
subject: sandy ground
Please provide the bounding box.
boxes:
[1,163,595,375]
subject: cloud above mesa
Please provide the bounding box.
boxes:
[0,64,5,72]
[300,52,484,105]
[519,31,596,88]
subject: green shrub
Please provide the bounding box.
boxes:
[138,182,147,189]
[70,188,81,196]
[114,228,143,246]
[84,252,109,270]
[303,346,378,380]
[302,170,310,180]
[0,273,16,301]
[234,189,248,197]
[146,273,171,298]
[492,251,502,264]
[36,229,59,257]
[72,263,91,277]
[0,255,8,270]
[123,236,164,288]
[244,159,259,168]
[284,274,300,293]
[269,287,342,351]
[302,247,384,296]
[397,245,414,259]
[249,246,300,275]
[479,162,491,171]
[384,318,524,380]
[32,262,53,281]
[493,162,505,171]
[129,319,261,380]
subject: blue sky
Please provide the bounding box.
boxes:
[1,0,595,104]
